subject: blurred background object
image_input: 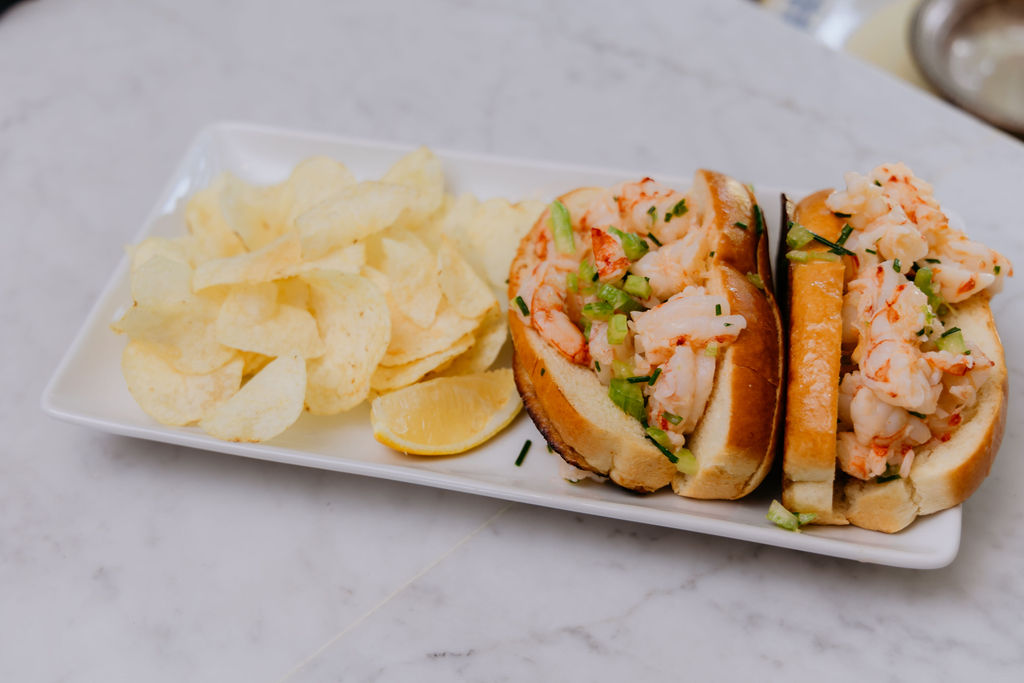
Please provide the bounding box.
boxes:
[758,0,1024,137]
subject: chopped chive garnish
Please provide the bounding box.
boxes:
[724,322,732,327]
[627,375,652,384]
[909,410,927,419]
[811,232,854,255]
[965,350,972,355]
[865,248,877,255]
[837,224,853,245]
[915,328,925,336]
[941,326,961,338]
[546,444,553,453]
[715,303,722,316]
[874,179,883,187]
[734,221,748,230]
[540,368,546,376]
[893,258,901,273]
[644,430,678,463]
[671,199,688,217]
[876,473,901,483]
[514,295,529,316]
[753,204,764,234]
[515,440,531,466]
[995,264,1001,275]
[647,231,663,247]
[833,212,851,218]
[594,360,601,372]
[663,411,682,425]
[925,258,941,264]
[647,206,658,222]
[648,367,662,385]
[709,250,716,257]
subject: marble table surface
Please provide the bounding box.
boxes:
[3,0,1023,680]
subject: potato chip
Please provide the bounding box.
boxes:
[370,331,474,392]
[277,277,311,309]
[436,236,497,319]
[200,352,306,442]
[414,193,475,249]
[360,266,391,295]
[129,236,191,271]
[304,272,391,414]
[130,253,193,310]
[216,284,325,359]
[381,299,481,367]
[279,242,365,278]
[192,234,302,291]
[185,175,247,260]
[377,230,441,328]
[296,181,414,259]
[429,305,507,377]
[444,198,544,296]
[239,350,272,379]
[219,173,294,252]
[113,289,237,374]
[286,156,357,222]
[122,340,242,426]
[382,147,444,225]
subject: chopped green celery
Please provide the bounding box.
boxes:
[796,512,818,526]
[766,499,802,532]
[622,274,652,299]
[597,283,643,313]
[675,448,697,475]
[786,223,814,249]
[607,313,628,345]
[937,327,967,354]
[913,267,946,315]
[612,359,633,379]
[609,378,645,421]
[662,411,682,425]
[746,272,765,290]
[566,271,579,293]
[549,200,575,254]
[608,227,649,261]
[704,342,719,357]
[787,250,840,263]
[582,301,614,320]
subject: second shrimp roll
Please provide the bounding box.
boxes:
[782,163,1011,532]
[508,171,783,498]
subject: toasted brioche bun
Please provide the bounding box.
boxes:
[782,191,1008,532]
[508,170,782,498]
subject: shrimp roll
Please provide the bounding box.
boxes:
[782,163,1010,532]
[508,171,783,498]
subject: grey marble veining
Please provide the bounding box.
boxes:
[2,0,1023,681]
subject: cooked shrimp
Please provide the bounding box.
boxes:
[827,162,1011,298]
[590,228,630,282]
[629,228,708,300]
[647,344,717,437]
[528,263,589,365]
[837,433,890,480]
[612,178,695,243]
[852,263,943,413]
[631,286,745,366]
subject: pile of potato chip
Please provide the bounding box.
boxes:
[113,148,543,442]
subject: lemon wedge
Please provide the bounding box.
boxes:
[370,368,521,455]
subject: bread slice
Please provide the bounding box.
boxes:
[782,192,1008,532]
[508,170,782,498]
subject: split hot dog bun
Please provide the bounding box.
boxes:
[782,165,1009,532]
[509,170,782,498]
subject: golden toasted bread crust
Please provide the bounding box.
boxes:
[782,190,1009,532]
[508,171,781,498]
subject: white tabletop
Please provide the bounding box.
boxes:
[4,0,1023,680]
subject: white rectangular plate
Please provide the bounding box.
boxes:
[41,122,960,569]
